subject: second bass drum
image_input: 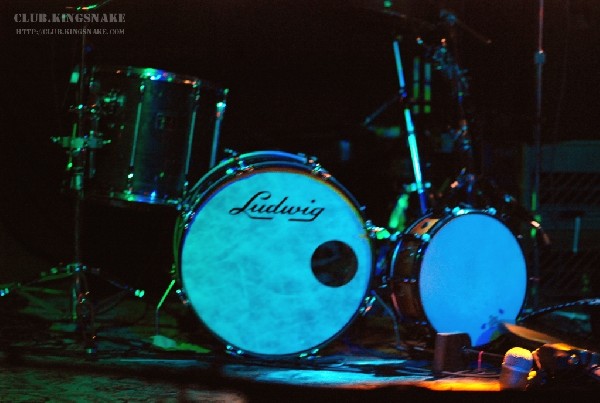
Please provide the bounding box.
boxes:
[386,208,528,347]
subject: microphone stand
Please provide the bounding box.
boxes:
[529,0,546,310]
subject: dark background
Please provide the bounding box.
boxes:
[1,0,599,294]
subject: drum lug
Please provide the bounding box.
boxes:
[359,295,376,316]
[224,156,253,177]
[174,287,189,305]
[182,209,195,225]
[450,206,469,216]
[225,345,246,357]
[450,205,498,217]
[298,153,331,180]
[222,150,252,176]
[407,232,430,243]
[311,164,331,180]
[484,206,498,216]
[298,349,321,359]
[308,160,330,180]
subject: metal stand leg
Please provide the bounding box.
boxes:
[155,277,177,336]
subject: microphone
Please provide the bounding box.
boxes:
[499,347,534,390]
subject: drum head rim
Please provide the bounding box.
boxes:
[177,153,374,357]
[184,151,366,221]
[92,65,225,90]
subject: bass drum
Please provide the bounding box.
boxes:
[387,208,528,347]
[176,151,374,358]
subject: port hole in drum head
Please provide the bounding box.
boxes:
[311,240,358,287]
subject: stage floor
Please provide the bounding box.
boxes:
[1,273,600,402]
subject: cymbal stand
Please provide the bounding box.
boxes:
[4,1,142,357]
[392,36,428,216]
[430,7,549,312]
[59,0,144,356]
[361,36,429,230]
[431,9,478,207]
[54,3,103,356]
[427,7,501,211]
[55,100,104,355]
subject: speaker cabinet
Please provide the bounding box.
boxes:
[522,141,600,305]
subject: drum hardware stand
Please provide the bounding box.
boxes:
[10,0,143,357]
[392,36,429,216]
[362,36,430,219]
[429,9,479,209]
[2,105,144,357]
[154,267,181,338]
[360,289,407,351]
[363,224,412,351]
[427,13,528,217]
[432,6,549,313]
[527,0,546,310]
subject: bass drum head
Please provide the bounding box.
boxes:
[418,212,527,347]
[179,152,373,358]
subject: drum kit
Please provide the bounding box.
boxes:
[14,3,537,360]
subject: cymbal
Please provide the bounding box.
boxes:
[377,8,438,33]
[353,2,492,45]
[502,322,564,346]
[351,2,438,34]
